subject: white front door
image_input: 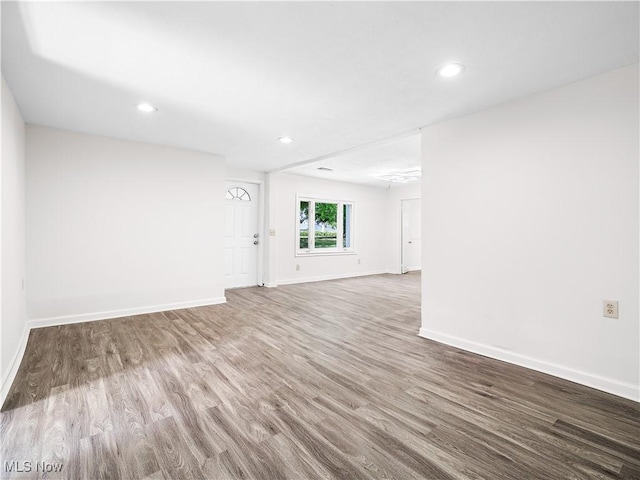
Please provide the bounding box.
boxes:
[401,198,422,274]
[224,181,260,288]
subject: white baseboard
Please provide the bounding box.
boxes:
[0,324,31,407]
[0,296,226,407]
[27,297,227,329]
[389,267,421,275]
[276,270,388,286]
[418,328,639,402]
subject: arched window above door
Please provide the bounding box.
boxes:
[226,187,251,201]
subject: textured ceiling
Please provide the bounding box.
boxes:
[2,2,638,176]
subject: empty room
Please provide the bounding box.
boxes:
[1,1,638,479]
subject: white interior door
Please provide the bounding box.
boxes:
[401,198,422,274]
[224,181,259,288]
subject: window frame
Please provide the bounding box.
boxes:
[296,195,355,256]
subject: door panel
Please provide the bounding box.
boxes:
[240,247,251,274]
[401,198,422,273]
[224,248,233,276]
[224,182,259,288]
[224,204,234,236]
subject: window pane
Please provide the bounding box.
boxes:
[343,203,352,248]
[226,187,251,201]
[314,202,337,248]
[299,201,309,249]
[315,232,337,248]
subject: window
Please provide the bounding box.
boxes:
[297,197,354,255]
[226,187,251,201]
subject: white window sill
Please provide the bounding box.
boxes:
[295,250,356,257]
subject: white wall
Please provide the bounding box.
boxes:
[225,167,266,183]
[1,76,28,398]
[386,183,421,274]
[420,65,639,400]
[267,172,391,285]
[26,126,227,323]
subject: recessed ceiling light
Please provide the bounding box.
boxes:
[436,63,465,78]
[278,136,294,144]
[136,103,158,113]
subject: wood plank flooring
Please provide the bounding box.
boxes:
[1,272,639,479]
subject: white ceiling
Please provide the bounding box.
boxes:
[2,2,638,176]
[283,133,422,188]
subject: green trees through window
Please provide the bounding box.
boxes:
[298,198,354,254]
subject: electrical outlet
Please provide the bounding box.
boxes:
[269,229,276,236]
[603,300,618,319]
[296,264,300,271]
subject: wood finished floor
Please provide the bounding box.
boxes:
[1,272,639,479]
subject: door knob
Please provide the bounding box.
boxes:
[253,233,259,238]
[254,240,259,245]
